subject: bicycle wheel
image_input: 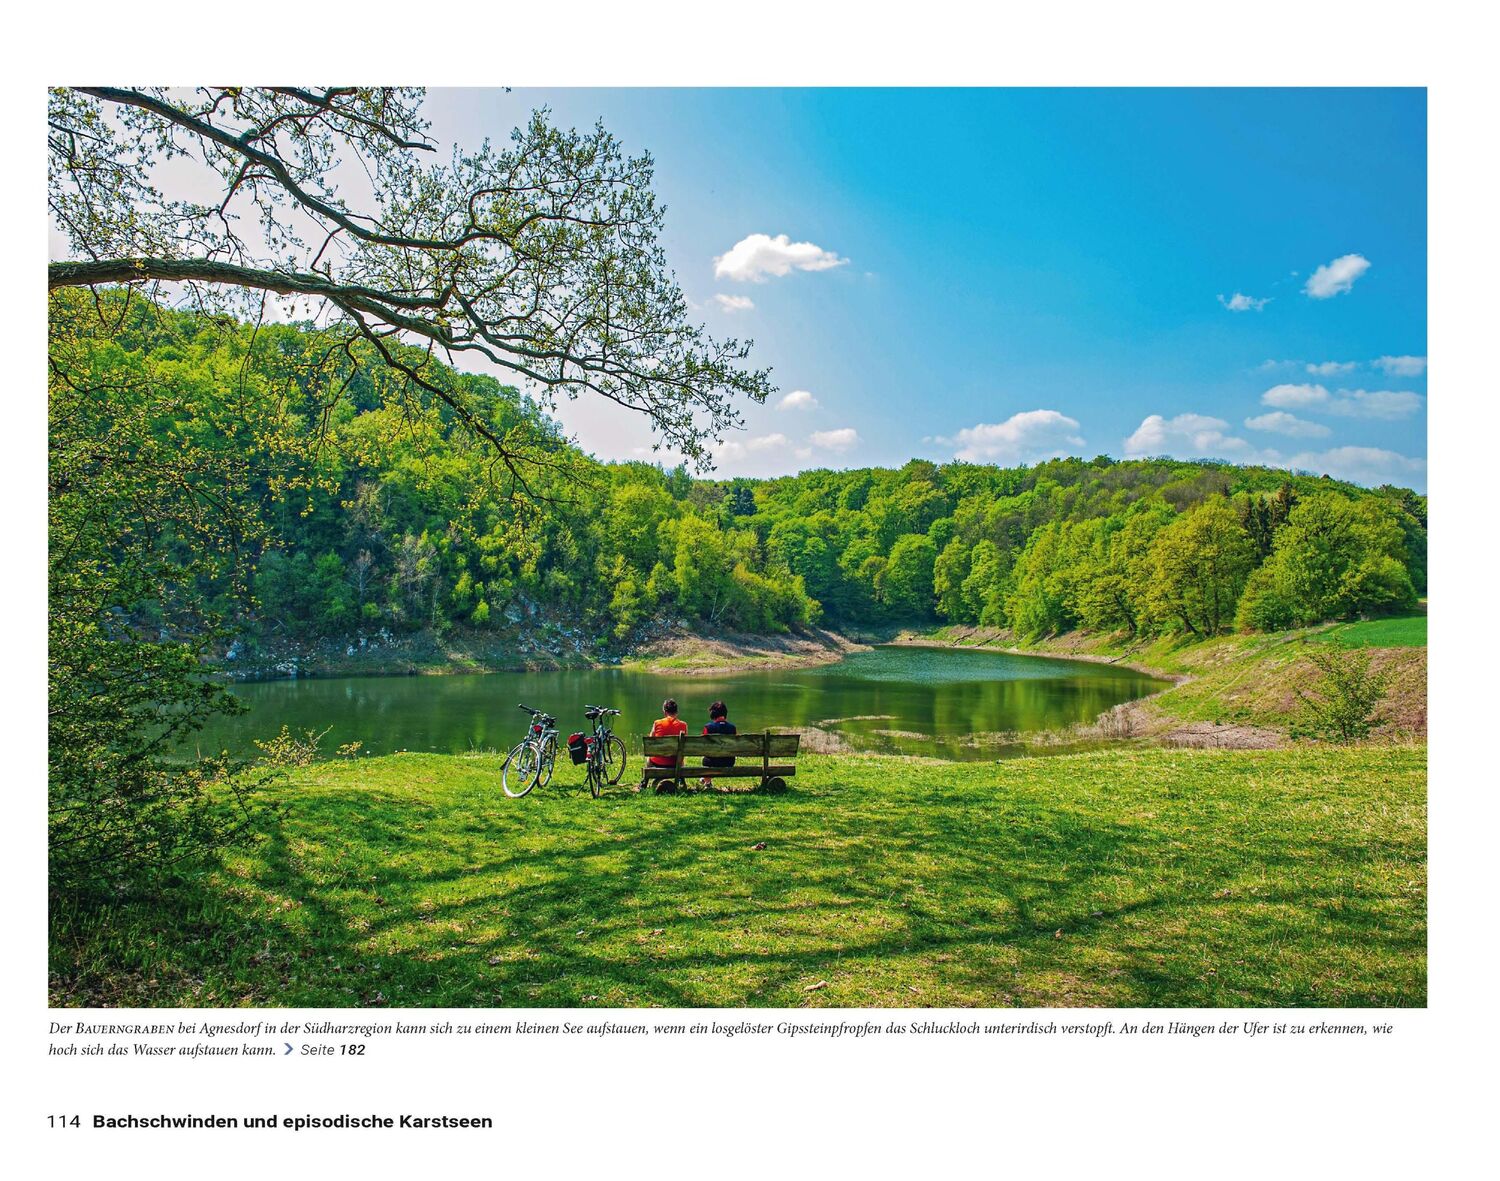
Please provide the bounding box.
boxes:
[588,756,603,799]
[502,740,541,798]
[537,735,557,788]
[603,734,627,785]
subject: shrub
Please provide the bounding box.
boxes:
[1293,646,1392,742]
[253,725,332,768]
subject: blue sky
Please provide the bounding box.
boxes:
[423,88,1427,490]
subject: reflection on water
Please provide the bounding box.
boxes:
[194,645,1166,763]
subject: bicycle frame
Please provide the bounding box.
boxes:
[582,705,624,796]
[502,704,559,798]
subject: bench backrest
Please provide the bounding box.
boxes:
[639,731,801,759]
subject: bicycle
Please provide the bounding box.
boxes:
[578,705,627,798]
[501,704,558,798]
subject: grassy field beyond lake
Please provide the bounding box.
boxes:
[52,746,1426,1009]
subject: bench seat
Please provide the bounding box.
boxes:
[638,731,801,792]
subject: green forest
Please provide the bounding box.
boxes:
[54,290,1427,664]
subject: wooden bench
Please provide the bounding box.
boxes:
[638,731,800,793]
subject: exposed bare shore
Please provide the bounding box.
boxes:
[888,626,1294,751]
[888,625,1188,683]
[623,624,868,675]
[223,621,864,682]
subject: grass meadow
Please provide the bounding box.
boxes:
[51,745,1426,1009]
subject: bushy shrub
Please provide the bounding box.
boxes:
[253,725,333,768]
[1293,647,1392,741]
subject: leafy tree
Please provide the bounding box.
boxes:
[1238,483,1298,561]
[610,481,676,572]
[961,540,1011,626]
[725,481,758,517]
[391,532,440,623]
[670,516,735,624]
[1069,505,1171,635]
[1235,492,1416,630]
[48,87,772,478]
[1143,497,1255,637]
[311,553,355,632]
[607,557,651,640]
[48,294,276,887]
[880,534,939,617]
[933,536,972,620]
[1007,524,1073,640]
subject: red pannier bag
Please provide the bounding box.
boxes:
[567,732,588,764]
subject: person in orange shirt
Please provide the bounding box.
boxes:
[648,698,689,793]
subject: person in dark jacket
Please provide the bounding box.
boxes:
[699,700,736,788]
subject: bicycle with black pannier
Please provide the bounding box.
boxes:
[566,705,628,798]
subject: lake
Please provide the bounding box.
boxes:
[194,645,1167,763]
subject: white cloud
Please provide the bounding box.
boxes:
[940,409,1085,464]
[1323,389,1424,420]
[777,389,819,411]
[1284,446,1426,489]
[1262,383,1331,410]
[708,432,795,476]
[713,233,848,282]
[810,427,860,452]
[1306,360,1357,376]
[1244,411,1332,439]
[794,447,813,462]
[1219,292,1270,312]
[1376,354,1427,377]
[1261,382,1422,420]
[1258,359,1300,372]
[711,293,755,313]
[1304,253,1371,298]
[715,432,788,462]
[1124,413,1256,459]
[1116,412,1444,476]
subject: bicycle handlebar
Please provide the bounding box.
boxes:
[523,702,617,718]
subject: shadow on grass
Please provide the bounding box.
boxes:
[50,750,1427,1009]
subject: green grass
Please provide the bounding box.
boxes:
[51,746,1426,1009]
[1313,615,1427,649]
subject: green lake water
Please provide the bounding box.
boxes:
[195,645,1167,763]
